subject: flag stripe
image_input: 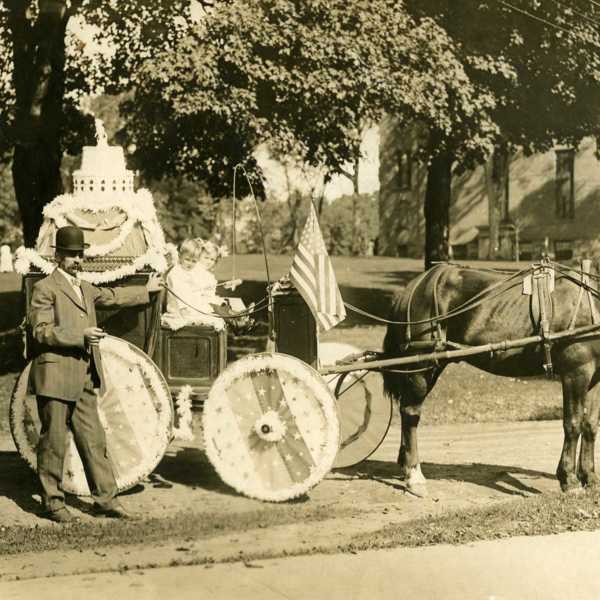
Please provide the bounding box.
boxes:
[288,203,346,332]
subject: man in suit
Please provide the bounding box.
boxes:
[29,225,162,523]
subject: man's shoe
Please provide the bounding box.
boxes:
[44,507,78,524]
[92,502,140,520]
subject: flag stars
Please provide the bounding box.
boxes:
[258,388,266,397]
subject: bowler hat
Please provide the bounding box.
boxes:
[52,226,90,252]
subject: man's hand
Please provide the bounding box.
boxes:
[146,274,163,293]
[84,327,105,347]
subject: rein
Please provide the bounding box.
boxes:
[160,282,268,320]
[345,260,600,329]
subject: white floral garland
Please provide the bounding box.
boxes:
[14,246,168,284]
[9,336,173,496]
[15,188,169,284]
[172,385,194,441]
[203,352,340,502]
[39,189,166,258]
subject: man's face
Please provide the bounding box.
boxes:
[57,249,83,276]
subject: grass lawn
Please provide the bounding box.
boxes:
[0,254,564,429]
[320,325,562,424]
[215,254,533,290]
[342,487,600,552]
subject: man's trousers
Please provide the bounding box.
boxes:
[36,374,117,512]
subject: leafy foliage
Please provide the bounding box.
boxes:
[321,193,378,255]
[406,0,600,155]
[123,0,506,186]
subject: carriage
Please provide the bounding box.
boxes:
[7,124,390,502]
[9,124,600,503]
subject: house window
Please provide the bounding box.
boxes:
[398,152,412,191]
[519,242,534,261]
[555,148,575,219]
[554,240,573,261]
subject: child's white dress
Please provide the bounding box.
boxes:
[161,263,225,330]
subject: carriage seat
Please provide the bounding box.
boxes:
[152,324,227,408]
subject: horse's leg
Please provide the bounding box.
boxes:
[578,382,600,488]
[557,367,593,492]
[397,368,443,497]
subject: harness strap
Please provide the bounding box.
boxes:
[528,259,554,377]
[406,264,447,345]
[536,273,554,377]
[430,265,447,347]
[405,269,432,343]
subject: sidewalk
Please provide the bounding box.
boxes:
[3,529,600,600]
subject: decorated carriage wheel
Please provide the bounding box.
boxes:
[203,352,340,502]
[10,336,173,496]
[319,342,393,470]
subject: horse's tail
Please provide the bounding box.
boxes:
[382,328,404,407]
[382,288,411,406]
[381,264,454,405]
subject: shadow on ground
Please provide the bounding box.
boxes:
[155,446,239,497]
[336,459,556,497]
[0,450,41,516]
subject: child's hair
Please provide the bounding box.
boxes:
[179,238,201,261]
[194,238,228,259]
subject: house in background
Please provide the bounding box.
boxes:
[378,116,600,262]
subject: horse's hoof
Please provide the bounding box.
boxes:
[406,465,427,498]
[407,481,428,498]
[561,481,583,494]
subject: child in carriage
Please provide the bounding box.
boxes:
[161,237,243,331]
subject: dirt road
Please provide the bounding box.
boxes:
[0,418,572,581]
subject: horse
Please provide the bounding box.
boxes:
[382,261,600,497]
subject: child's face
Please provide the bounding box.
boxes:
[180,254,197,271]
[198,251,218,271]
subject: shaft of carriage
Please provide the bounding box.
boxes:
[318,322,600,377]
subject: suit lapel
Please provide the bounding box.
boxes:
[52,269,87,312]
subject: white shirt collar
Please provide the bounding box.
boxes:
[56,267,81,288]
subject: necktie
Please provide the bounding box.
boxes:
[72,277,84,305]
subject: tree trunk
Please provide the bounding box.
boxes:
[486,144,509,260]
[7,0,70,247]
[424,141,453,270]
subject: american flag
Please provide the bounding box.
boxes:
[289,203,346,331]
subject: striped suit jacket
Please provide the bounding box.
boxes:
[28,269,149,402]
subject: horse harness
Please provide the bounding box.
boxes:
[402,259,600,378]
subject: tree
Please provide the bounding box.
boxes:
[0,160,22,246]
[0,0,208,245]
[405,0,600,263]
[122,0,503,268]
[321,192,378,255]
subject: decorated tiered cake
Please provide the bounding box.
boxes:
[73,145,135,195]
[16,119,167,283]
